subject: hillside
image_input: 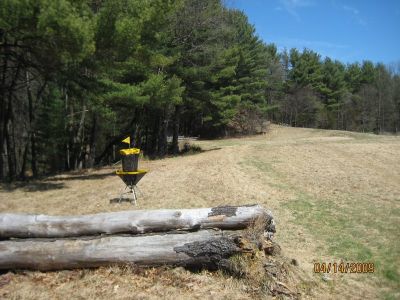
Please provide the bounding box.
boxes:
[0,125,399,299]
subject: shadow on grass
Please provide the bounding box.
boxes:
[1,171,115,192]
[146,146,222,160]
[109,198,134,204]
[46,171,115,181]
[183,146,222,155]
[0,181,66,192]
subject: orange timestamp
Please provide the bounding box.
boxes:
[314,262,374,273]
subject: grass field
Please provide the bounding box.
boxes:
[0,125,399,299]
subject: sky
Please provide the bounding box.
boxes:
[227,0,400,64]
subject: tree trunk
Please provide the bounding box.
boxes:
[0,37,8,181]
[73,104,86,170]
[18,143,28,179]
[64,89,71,170]
[134,123,141,149]
[158,111,168,157]
[149,116,159,156]
[4,123,15,180]
[87,113,97,168]
[4,60,21,180]
[0,229,260,271]
[0,205,274,239]
[172,105,180,154]
[26,70,37,177]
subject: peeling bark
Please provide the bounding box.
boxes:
[0,205,274,239]
[0,205,276,272]
[0,230,255,271]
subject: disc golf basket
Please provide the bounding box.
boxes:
[116,148,147,205]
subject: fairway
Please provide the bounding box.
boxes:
[1,125,399,299]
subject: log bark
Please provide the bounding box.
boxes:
[0,205,275,239]
[0,230,254,271]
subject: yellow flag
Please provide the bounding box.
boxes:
[122,137,130,144]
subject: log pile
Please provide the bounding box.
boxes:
[0,204,275,271]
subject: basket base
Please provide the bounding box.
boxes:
[119,185,141,205]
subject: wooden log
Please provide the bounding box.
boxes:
[0,205,275,239]
[0,230,257,271]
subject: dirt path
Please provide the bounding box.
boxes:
[1,125,399,299]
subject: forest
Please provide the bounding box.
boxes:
[1,0,399,181]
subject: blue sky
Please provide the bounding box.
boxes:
[227,0,400,64]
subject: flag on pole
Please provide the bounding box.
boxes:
[122,137,130,144]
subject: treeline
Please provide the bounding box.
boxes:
[0,0,399,181]
[274,49,400,132]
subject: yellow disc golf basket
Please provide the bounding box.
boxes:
[116,147,147,205]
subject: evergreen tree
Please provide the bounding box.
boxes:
[1,0,399,181]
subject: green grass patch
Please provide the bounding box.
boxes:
[241,154,399,297]
[285,192,399,296]
[239,157,282,179]
[203,139,244,147]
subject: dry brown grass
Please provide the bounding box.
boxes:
[1,125,399,299]
[0,266,252,300]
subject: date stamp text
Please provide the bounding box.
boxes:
[314,262,374,273]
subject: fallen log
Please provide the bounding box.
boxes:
[0,230,261,271]
[0,205,274,239]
